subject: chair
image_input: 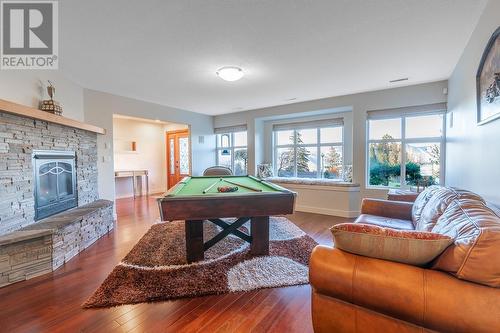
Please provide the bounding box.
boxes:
[203,166,233,176]
[310,186,500,332]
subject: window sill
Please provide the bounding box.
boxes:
[265,177,360,192]
[365,185,397,190]
[365,185,424,191]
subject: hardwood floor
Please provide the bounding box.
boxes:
[0,195,353,333]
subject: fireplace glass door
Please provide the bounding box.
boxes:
[34,151,77,220]
[38,162,74,206]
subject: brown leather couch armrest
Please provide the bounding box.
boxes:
[360,198,413,220]
[387,192,419,202]
[309,246,500,333]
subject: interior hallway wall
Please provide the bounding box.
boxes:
[113,118,185,198]
[83,90,215,204]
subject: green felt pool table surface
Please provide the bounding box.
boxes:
[169,176,283,196]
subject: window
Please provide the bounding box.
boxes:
[216,130,247,175]
[367,112,444,188]
[273,120,343,179]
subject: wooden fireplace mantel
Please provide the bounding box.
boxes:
[0,99,106,135]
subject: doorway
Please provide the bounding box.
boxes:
[166,129,190,188]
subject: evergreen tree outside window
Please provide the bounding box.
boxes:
[274,124,343,179]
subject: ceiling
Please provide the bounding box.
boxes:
[113,114,175,125]
[61,0,486,115]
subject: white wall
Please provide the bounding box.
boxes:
[113,118,188,198]
[83,89,215,203]
[0,71,84,121]
[215,81,448,200]
[165,123,189,132]
[446,0,500,204]
[270,182,360,218]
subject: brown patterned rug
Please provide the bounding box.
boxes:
[83,217,318,308]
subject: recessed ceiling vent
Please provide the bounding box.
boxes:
[389,77,409,83]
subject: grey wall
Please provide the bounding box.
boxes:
[215,81,448,199]
[446,0,500,204]
[83,90,215,203]
[0,71,84,121]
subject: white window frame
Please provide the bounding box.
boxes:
[366,113,446,189]
[216,131,248,175]
[273,126,344,179]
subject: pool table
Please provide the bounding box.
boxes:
[157,175,296,263]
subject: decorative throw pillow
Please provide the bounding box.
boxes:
[331,223,453,266]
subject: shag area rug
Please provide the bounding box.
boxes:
[83,217,318,308]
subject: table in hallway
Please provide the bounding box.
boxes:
[114,170,149,198]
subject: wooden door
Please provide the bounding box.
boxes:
[166,129,190,188]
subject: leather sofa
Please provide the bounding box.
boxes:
[310,186,500,332]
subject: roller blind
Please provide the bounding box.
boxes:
[366,103,447,119]
[272,118,343,131]
[214,124,247,134]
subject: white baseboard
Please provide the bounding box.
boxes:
[295,204,359,218]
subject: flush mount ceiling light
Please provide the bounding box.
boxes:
[216,66,244,82]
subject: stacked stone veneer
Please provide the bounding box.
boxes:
[0,231,52,286]
[0,111,114,287]
[0,111,98,235]
[0,200,113,287]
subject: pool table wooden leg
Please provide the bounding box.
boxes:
[185,220,204,263]
[251,216,269,255]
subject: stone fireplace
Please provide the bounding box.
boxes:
[0,111,100,235]
[0,105,114,287]
[33,150,78,220]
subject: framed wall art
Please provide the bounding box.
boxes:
[476,26,500,125]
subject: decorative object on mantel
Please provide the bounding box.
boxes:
[0,99,105,134]
[476,26,500,125]
[39,80,63,116]
[257,163,273,178]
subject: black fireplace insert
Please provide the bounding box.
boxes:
[33,150,77,220]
